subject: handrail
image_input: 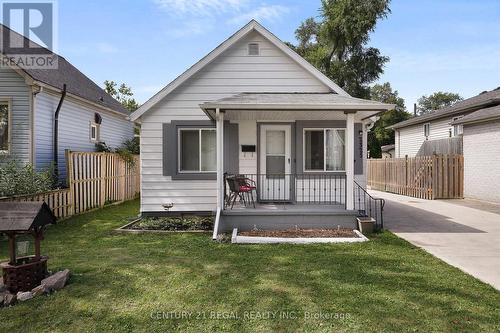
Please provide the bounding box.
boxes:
[353,181,385,230]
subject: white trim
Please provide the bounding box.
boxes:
[0,99,12,155]
[201,102,393,111]
[216,109,224,210]
[303,128,346,173]
[90,122,100,143]
[423,122,430,139]
[345,113,355,210]
[129,20,351,121]
[177,128,217,173]
[232,229,368,244]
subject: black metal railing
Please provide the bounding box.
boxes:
[224,173,346,208]
[353,180,385,230]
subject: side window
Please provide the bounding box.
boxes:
[90,123,100,142]
[0,101,9,153]
[452,116,464,136]
[423,123,430,139]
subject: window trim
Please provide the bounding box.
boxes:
[0,99,12,155]
[177,128,216,174]
[303,128,346,173]
[90,122,100,143]
[423,123,430,139]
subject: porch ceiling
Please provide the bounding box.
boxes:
[200,92,395,121]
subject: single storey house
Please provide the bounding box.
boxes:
[451,104,500,203]
[0,24,134,182]
[390,87,500,157]
[130,21,393,237]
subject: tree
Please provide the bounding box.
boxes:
[416,92,462,115]
[104,80,140,113]
[368,82,411,157]
[291,0,391,98]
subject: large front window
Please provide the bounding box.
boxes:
[178,128,216,172]
[0,102,9,153]
[304,129,345,171]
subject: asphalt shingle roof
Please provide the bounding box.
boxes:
[391,87,500,129]
[451,105,500,125]
[0,24,128,115]
[202,92,391,107]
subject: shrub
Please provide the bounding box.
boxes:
[0,161,55,197]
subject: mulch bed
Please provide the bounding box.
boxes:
[239,228,358,238]
[127,216,214,231]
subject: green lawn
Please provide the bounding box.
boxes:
[1,200,499,332]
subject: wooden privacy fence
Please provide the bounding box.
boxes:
[0,152,140,219]
[367,155,463,200]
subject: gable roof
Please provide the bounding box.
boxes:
[391,87,500,130]
[0,24,129,116]
[129,20,350,121]
[451,104,500,125]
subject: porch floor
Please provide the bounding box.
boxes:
[223,202,355,215]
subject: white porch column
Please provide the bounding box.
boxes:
[216,108,224,210]
[345,112,356,210]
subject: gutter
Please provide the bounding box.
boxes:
[53,84,67,184]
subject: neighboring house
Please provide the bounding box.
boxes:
[451,105,500,203]
[130,20,393,235]
[390,87,500,157]
[0,25,134,182]
[381,144,395,159]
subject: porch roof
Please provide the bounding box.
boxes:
[200,93,395,120]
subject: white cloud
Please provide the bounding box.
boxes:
[152,0,291,37]
[170,19,213,37]
[153,0,246,16]
[227,4,290,25]
[96,42,118,54]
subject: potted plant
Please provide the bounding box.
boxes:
[357,216,375,234]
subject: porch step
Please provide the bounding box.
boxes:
[220,208,358,232]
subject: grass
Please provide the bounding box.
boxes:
[1,199,499,332]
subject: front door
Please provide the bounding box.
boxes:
[259,124,292,201]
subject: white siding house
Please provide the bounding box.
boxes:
[130,21,393,234]
[391,88,500,158]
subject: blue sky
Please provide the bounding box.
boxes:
[12,0,500,110]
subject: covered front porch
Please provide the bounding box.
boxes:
[199,93,393,236]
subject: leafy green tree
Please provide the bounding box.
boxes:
[416,92,462,115]
[104,80,140,113]
[368,83,411,157]
[290,0,391,98]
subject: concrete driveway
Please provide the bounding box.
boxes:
[369,190,500,290]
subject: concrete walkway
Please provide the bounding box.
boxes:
[369,190,500,290]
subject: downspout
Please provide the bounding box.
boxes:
[53,84,67,184]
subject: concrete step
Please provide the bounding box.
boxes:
[220,210,358,232]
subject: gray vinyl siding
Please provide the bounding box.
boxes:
[0,67,31,165]
[34,91,134,181]
[140,30,331,213]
